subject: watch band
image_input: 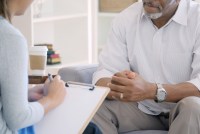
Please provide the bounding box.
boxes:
[155,83,167,103]
[156,83,163,89]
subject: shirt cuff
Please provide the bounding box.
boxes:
[187,75,200,91]
[30,102,45,123]
[92,69,113,85]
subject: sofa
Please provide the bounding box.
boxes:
[58,64,168,134]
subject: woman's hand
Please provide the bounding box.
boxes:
[28,84,44,102]
[38,75,66,114]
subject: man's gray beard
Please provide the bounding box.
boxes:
[145,12,163,19]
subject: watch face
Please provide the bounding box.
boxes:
[157,88,167,102]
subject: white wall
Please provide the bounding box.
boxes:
[13,8,33,46]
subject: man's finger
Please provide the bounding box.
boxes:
[111,76,131,86]
[108,83,125,92]
[127,72,136,79]
[109,90,123,100]
[107,91,117,100]
[123,70,137,79]
[114,72,127,78]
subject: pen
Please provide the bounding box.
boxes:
[48,73,53,82]
[47,73,69,87]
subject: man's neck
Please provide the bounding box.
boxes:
[151,4,179,29]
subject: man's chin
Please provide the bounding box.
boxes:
[145,12,163,20]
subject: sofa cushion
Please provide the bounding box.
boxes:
[123,130,168,134]
[58,64,98,84]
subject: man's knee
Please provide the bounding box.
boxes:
[92,100,119,134]
[178,96,200,114]
[169,97,200,133]
[92,100,114,124]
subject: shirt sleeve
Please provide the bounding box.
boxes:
[0,34,44,131]
[93,15,131,84]
[187,25,200,91]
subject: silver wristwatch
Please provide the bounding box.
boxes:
[155,83,167,103]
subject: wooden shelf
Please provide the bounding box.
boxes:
[29,75,48,84]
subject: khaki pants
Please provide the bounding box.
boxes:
[92,96,200,134]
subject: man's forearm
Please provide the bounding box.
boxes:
[96,77,200,103]
[163,82,200,102]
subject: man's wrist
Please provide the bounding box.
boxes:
[155,83,168,102]
[147,83,157,100]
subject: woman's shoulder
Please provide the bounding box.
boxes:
[0,17,27,49]
[0,18,28,59]
[0,17,25,39]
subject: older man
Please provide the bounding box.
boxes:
[92,0,200,133]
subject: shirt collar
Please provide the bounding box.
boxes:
[140,0,189,26]
[172,0,189,26]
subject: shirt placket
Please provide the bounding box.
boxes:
[152,28,163,83]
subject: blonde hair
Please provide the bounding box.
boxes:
[0,0,11,21]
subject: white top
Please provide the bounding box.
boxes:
[93,0,200,115]
[0,16,44,133]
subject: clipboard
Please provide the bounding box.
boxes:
[34,82,110,134]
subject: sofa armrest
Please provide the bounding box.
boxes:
[58,64,98,84]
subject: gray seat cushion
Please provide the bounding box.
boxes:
[58,64,98,84]
[124,130,168,134]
